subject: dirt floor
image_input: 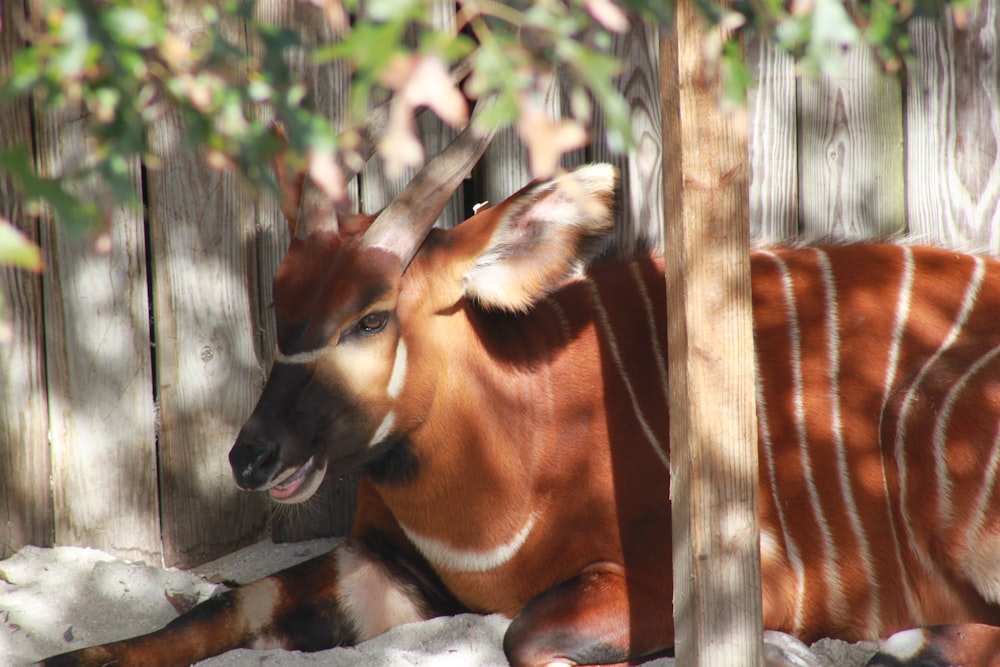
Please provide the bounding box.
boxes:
[0,539,878,666]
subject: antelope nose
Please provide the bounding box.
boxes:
[229,438,280,490]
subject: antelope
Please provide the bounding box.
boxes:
[38,115,1000,667]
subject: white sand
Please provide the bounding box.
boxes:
[0,540,875,666]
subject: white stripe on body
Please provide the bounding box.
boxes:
[877,245,921,623]
[763,250,846,623]
[966,423,1000,555]
[547,299,573,344]
[629,262,670,406]
[755,350,807,631]
[961,422,1000,603]
[814,248,879,628]
[584,278,669,470]
[894,255,985,595]
[934,343,1000,526]
[399,512,539,573]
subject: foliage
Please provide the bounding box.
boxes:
[0,0,979,273]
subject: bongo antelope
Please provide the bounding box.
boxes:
[40,119,1000,667]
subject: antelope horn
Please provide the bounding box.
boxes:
[360,99,495,269]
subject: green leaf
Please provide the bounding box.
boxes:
[473,91,518,131]
[0,146,101,236]
[103,7,159,48]
[806,0,861,74]
[0,219,43,272]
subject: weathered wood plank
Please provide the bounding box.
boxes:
[418,1,465,230]
[150,7,268,567]
[256,0,359,543]
[662,3,763,663]
[478,73,572,205]
[591,16,662,250]
[357,1,417,215]
[0,0,53,560]
[30,56,159,561]
[798,45,905,240]
[907,5,1000,252]
[746,34,798,240]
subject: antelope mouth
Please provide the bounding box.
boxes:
[269,454,327,504]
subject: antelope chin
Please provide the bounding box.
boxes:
[269,454,327,503]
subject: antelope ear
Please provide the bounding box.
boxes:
[271,126,306,237]
[463,163,618,312]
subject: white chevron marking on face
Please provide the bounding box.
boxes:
[274,347,325,365]
[388,339,407,399]
[369,411,396,449]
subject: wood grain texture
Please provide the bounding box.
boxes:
[418,1,466,231]
[357,0,417,215]
[477,72,569,205]
[746,34,798,240]
[907,6,1000,252]
[33,103,159,560]
[663,4,763,664]
[149,7,268,567]
[798,45,905,240]
[255,0,359,543]
[0,0,53,560]
[591,16,663,251]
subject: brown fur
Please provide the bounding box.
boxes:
[40,168,1000,667]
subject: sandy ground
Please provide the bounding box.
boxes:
[0,539,877,666]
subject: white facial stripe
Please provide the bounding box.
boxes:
[399,512,538,573]
[387,340,408,398]
[369,411,395,448]
[275,347,325,365]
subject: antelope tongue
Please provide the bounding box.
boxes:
[270,455,317,502]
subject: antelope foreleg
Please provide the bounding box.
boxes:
[37,538,441,666]
[503,566,672,667]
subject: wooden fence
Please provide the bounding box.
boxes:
[2,2,999,568]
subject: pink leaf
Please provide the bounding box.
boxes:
[307,150,347,204]
[517,104,589,178]
[584,0,629,33]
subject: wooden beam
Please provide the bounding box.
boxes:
[27,0,160,565]
[908,7,1000,251]
[798,45,904,240]
[0,0,53,560]
[661,1,763,664]
[150,5,266,568]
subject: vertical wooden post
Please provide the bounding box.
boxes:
[908,6,1000,252]
[0,0,53,560]
[27,0,160,565]
[661,1,763,664]
[798,46,904,240]
[150,6,266,567]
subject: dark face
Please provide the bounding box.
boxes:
[228,230,409,503]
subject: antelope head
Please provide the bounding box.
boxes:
[229,118,494,502]
[229,115,617,504]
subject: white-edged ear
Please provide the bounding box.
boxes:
[463,163,618,312]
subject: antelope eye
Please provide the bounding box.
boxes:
[357,311,389,334]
